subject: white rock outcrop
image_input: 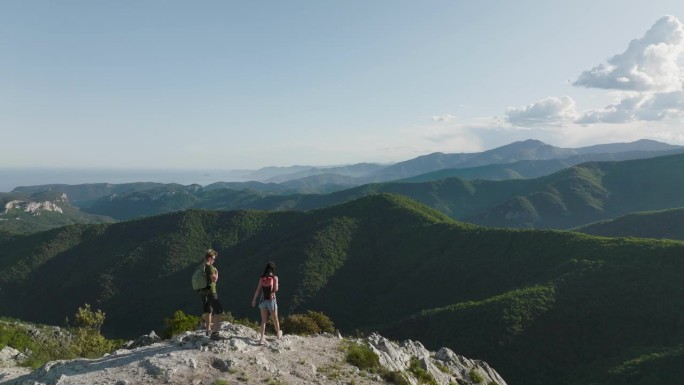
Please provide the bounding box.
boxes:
[0,347,27,368]
[1,323,508,385]
[2,200,63,216]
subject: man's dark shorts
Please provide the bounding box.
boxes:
[202,292,223,314]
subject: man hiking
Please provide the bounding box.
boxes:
[200,248,223,340]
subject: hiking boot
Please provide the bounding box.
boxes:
[210,332,221,340]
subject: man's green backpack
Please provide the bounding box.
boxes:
[191,263,208,291]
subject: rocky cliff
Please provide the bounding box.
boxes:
[1,322,507,385]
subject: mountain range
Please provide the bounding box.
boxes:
[10,139,684,197]
[2,194,684,385]
[3,139,684,385]
[363,138,683,183]
[4,139,684,236]
[195,139,684,193]
[15,151,682,233]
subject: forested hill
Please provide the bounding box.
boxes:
[573,206,684,240]
[0,193,458,338]
[2,194,684,384]
[8,152,684,236]
[72,153,684,231]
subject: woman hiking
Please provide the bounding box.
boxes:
[251,261,283,345]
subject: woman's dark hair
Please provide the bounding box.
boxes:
[262,261,276,277]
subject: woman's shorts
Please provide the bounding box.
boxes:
[259,298,277,312]
[202,292,223,315]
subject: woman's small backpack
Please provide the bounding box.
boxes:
[261,275,275,300]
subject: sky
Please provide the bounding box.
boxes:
[2,0,684,174]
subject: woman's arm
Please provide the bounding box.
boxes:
[274,276,279,293]
[251,280,262,307]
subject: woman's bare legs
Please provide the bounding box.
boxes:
[259,307,268,344]
[271,308,282,339]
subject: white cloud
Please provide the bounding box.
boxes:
[576,91,684,124]
[568,16,684,125]
[573,15,684,92]
[505,96,578,126]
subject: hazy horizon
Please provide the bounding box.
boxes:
[2,2,684,171]
[0,168,256,193]
[2,136,682,193]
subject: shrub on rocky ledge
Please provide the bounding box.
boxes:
[282,311,335,335]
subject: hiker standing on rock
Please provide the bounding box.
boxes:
[201,249,223,340]
[251,261,283,344]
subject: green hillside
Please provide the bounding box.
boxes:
[2,194,684,385]
[573,207,684,240]
[16,152,684,234]
[11,182,190,206]
[0,194,459,338]
[382,233,684,385]
[66,153,684,232]
[467,153,684,228]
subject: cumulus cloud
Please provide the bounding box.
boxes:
[573,15,684,92]
[576,91,684,124]
[505,96,578,126]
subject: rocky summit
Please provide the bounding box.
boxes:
[1,322,507,385]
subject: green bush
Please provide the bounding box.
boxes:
[0,305,123,369]
[435,361,450,373]
[344,341,411,385]
[469,369,484,383]
[162,310,201,339]
[162,310,259,339]
[22,332,78,370]
[1,320,74,369]
[409,358,438,385]
[0,323,32,351]
[282,314,321,335]
[221,312,259,329]
[69,328,119,359]
[74,304,106,331]
[382,370,411,385]
[346,342,380,371]
[305,311,335,333]
[68,304,121,359]
[281,311,335,335]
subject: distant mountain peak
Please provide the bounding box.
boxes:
[575,138,683,154]
[512,138,546,145]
